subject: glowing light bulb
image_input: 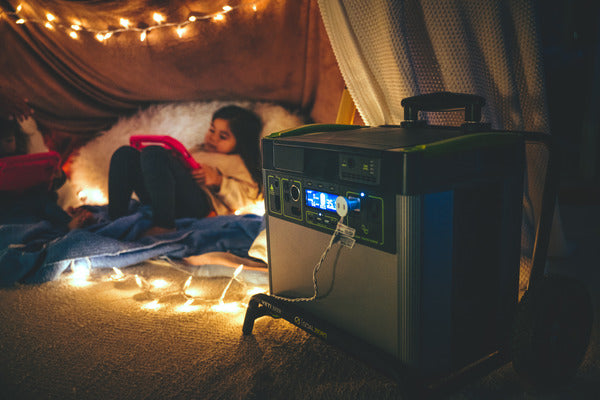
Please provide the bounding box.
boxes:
[213,13,225,22]
[46,13,55,22]
[153,12,164,24]
[77,188,107,205]
[69,260,91,287]
[233,264,244,278]
[176,26,185,38]
[111,267,125,280]
[184,287,202,297]
[16,19,25,24]
[140,30,147,41]
[103,32,112,39]
[120,18,130,28]
[69,31,78,39]
[222,5,232,12]
[188,15,196,22]
[247,287,266,296]
[44,22,53,29]
[252,4,257,12]
[218,265,244,303]
[71,24,81,31]
[151,279,168,289]
[142,300,161,310]
[16,5,22,12]
[212,302,244,313]
[176,299,199,313]
[95,33,105,41]
[183,276,192,291]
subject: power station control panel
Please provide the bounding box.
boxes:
[266,173,392,252]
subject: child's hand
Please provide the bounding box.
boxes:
[67,207,96,230]
[190,165,222,188]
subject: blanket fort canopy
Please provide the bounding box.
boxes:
[0,0,344,144]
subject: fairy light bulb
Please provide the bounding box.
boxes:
[111,267,125,280]
[183,276,192,292]
[176,299,199,313]
[10,3,269,43]
[153,12,164,24]
[233,264,244,278]
[142,300,161,310]
[151,279,168,289]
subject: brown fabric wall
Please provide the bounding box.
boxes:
[0,0,344,144]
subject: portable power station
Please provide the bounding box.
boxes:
[261,105,525,375]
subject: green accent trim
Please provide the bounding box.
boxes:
[267,123,364,138]
[397,132,521,155]
[267,175,282,215]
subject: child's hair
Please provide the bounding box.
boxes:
[212,105,263,194]
[0,117,28,156]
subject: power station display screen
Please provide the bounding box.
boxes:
[305,189,337,212]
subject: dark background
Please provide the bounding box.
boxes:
[539,0,600,201]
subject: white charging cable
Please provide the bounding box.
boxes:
[271,196,357,303]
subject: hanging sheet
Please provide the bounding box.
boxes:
[0,0,345,141]
[318,0,567,291]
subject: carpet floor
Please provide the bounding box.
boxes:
[0,204,598,400]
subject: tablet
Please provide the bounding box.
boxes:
[129,135,201,169]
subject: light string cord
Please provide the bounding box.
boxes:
[1,2,265,42]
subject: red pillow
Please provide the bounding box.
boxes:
[0,151,61,192]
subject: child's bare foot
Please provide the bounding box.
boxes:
[140,226,176,237]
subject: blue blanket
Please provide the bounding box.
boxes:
[0,202,264,286]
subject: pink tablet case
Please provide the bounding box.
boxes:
[129,135,201,169]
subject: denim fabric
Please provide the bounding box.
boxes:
[0,202,264,286]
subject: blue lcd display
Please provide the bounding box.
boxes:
[305,189,338,212]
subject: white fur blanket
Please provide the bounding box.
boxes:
[53,101,305,208]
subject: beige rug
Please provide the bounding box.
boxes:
[1,206,598,399]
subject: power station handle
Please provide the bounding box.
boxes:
[401,92,486,123]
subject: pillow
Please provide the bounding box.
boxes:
[57,101,305,208]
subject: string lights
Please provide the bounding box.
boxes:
[65,259,267,317]
[4,1,265,43]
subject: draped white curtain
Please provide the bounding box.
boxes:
[318,0,567,291]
